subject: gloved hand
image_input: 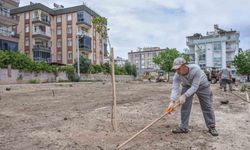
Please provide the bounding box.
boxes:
[179,94,186,104]
[166,101,175,113]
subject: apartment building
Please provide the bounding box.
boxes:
[128,47,163,75]
[0,0,19,51]
[10,3,107,64]
[186,24,240,70]
[114,56,127,67]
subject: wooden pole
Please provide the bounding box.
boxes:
[231,91,250,103]
[246,91,250,102]
[111,48,117,131]
[116,103,180,150]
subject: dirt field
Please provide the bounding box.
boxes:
[0,82,250,150]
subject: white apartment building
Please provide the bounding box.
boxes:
[186,24,240,70]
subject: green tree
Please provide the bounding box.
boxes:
[114,65,126,75]
[233,50,250,81]
[89,64,103,74]
[125,62,137,77]
[92,16,109,39]
[101,62,111,74]
[153,48,180,81]
[153,48,192,81]
[73,55,91,73]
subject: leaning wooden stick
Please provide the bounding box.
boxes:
[115,102,181,150]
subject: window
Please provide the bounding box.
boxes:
[25,12,29,19]
[57,39,62,48]
[57,52,62,61]
[199,54,206,61]
[93,40,96,49]
[57,16,62,22]
[25,24,29,32]
[67,14,72,21]
[67,51,72,59]
[67,25,72,34]
[214,42,221,51]
[57,27,62,35]
[93,52,96,61]
[67,38,72,47]
[25,38,29,46]
[77,11,91,25]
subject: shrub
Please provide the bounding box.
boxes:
[60,66,76,82]
[89,64,103,74]
[30,79,40,84]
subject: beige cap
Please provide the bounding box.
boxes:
[172,57,186,69]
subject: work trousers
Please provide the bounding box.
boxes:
[180,85,216,129]
[221,79,232,92]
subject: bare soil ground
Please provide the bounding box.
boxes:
[0,82,250,150]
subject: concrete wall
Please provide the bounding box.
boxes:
[80,74,135,82]
[0,69,67,84]
[0,69,135,84]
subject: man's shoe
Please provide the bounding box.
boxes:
[208,127,219,136]
[172,127,189,134]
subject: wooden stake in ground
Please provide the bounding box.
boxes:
[246,91,250,102]
[111,48,117,131]
[116,102,180,150]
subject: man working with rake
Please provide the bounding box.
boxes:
[167,57,218,136]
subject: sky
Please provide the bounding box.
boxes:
[20,0,250,59]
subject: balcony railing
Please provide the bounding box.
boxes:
[0,28,12,36]
[33,30,51,37]
[32,17,51,25]
[33,45,51,63]
[79,35,92,52]
[226,47,236,52]
[33,45,51,52]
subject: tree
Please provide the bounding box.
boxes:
[233,50,250,81]
[73,55,91,73]
[153,48,191,82]
[92,16,118,131]
[125,62,137,77]
[153,48,179,81]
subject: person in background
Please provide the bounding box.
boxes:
[220,64,233,92]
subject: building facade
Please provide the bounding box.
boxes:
[186,24,240,70]
[114,56,127,67]
[0,0,19,52]
[10,3,107,64]
[128,47,163,75]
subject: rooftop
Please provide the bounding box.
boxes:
[10,3,100,17]
[186,24,238,39]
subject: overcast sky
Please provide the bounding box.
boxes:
[20,0,250,59]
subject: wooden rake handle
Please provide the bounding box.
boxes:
[115,102,181,150]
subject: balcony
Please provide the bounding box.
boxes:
[79,35,92,52]
[0,28,12,36]
[186,41,195,46]
[226,57,234,62]
[186,50,195,54]
[0,28,19,42]
[226,47,236,52]
[32,17,51,26]
[33,45,51,63]
[76,11,92,28]
[33,29,51,39]
[0,9,18,25]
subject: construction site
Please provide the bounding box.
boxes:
[0,81,249,150]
